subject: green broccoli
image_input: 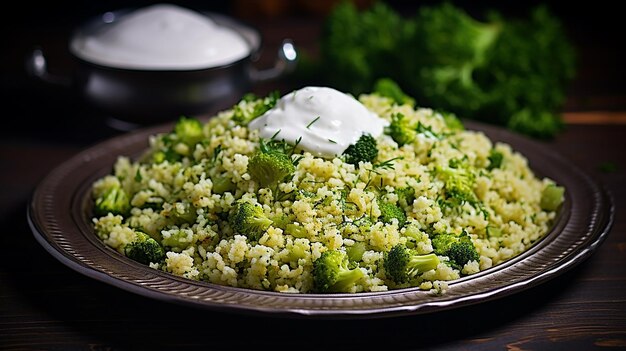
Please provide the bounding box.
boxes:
[401,223,430,249]
[174,116,204,146]
[386,113,447,146]
[285,223,308,238]
[165,202,197,226]
[384,244,440,284]
[311,2,575,138]
[232,91,280,125]
[373,78,415,107]
[346,241,367,262]
[230,201,273,240]
[343,133,378,166]
[378,201,407,227]
[211,176,236,194]
[248,136,298,188]
[396,186,416,208]
[431,232,479,269]
[312,250,364,293]
[487,149,504,170]
[540,184,565,211]
[435,163,478,207]
[124,232,165,265]
[248,151,295,188]
[387,113,416,146]
[94,184,131,217]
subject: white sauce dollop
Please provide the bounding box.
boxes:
[71,4,250,70]
[248,87,388,157]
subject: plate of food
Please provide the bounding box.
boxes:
[28,85,613,318]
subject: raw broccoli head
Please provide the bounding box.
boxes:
[384,244,440,284]
[343,133,378,166]
[320,1,407,94]
[94,185,131,217]
[124,232,165,265]
[312,250,364,293]
[409,3,501,116]
[174,116,204,146]
[378,201,407,227]
[248,151,295,188]
[431,232,479,269]
[230,201,273,241]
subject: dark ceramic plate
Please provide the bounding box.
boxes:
[28,121,613,318]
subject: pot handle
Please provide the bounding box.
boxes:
[250,39,297,83]
[25,47,72,87]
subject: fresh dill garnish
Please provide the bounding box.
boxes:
[210,144,223,165]
[307,116,321,129]
[373,156,404,170]
[328,139,337,144]
[270,129,281,140]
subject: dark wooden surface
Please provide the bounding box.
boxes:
[2,2,625,350]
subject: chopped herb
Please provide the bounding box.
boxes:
[307,116,321,129]
[373,156,403,171]
[271,129,281,140]
[134,168,142,182]
[210,144,223,165]
[328,139,337,144]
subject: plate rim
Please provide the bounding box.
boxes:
[27,120,615,319]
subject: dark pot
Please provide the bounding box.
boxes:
[26,10,297,128]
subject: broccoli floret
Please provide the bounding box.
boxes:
[94,184,131,217]
[285,223,308,238]
[346,242,367,262]
[387,113,448,146]
[387,113,416,146]
[402,223,429,249]
[378,201,407,227]
[124,232,165,265]
[431,232,479,269]
[343,133,378,166]
[487,149,504,170]
[396,186,416,208]
[486,226,503,238]
[373,78,415,106]
[174,116,204,146]
[435,164,478,207]
[230,201,273,240]
[248,137,297,188]
[540,184,565,211]
[232,91,280,125]
[248,151,295,188]
[212,176,236,194]
[164,202,197,226]
[384,244,440,284]
[312,250,364,293]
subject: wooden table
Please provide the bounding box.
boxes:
[2,2,625,349]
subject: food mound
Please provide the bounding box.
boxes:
[91,86,564,294]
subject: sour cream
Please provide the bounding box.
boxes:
[248,87,388,157]
[71,4,250,70]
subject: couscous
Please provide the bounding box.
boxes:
[91,86,564,294]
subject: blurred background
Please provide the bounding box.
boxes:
[1,0,624,145]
